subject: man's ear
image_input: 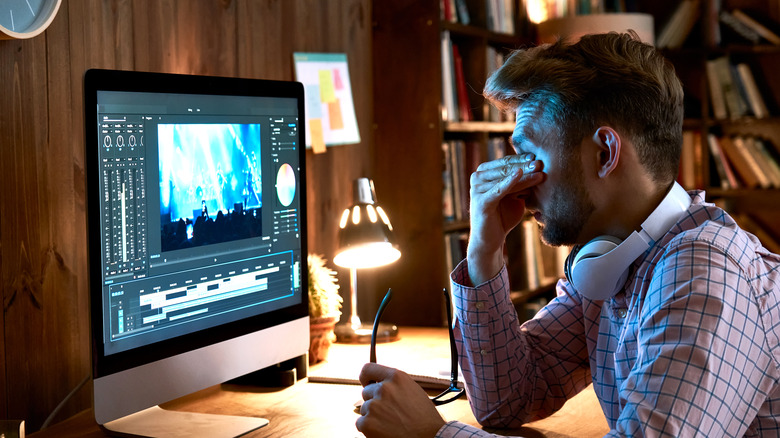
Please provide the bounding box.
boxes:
[591,126,621,178]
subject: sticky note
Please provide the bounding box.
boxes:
[318,69,336,103]
[305,84,323,119]
[310,118,326,154]
[333,68,344,90]
[328,99,344,131]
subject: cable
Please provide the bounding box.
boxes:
[40,374,90,430]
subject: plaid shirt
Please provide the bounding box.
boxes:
[440,191,780,437]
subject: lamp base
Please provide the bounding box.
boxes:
[334,322,399,344]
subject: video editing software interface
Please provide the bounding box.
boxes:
[95,87,304,356]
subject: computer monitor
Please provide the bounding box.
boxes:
[84,69,309,436]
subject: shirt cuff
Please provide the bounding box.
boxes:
[437,421,493,438]
[450,259,514,326]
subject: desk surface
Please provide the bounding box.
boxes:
[31,327,609,438]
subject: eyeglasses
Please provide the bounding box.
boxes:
[370,288,465,406]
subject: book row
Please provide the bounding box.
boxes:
[706,56,772,120]
[658,5,780,49]
[442,138,509,222]
[441,32,515,123]
[679,131,780,191]
[441,0,518,34]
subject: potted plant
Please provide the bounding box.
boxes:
[307,254,342,364]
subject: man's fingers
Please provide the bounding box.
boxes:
[361,381,380,402]
[359,362,394,387]
[473,159,541,189]
[476,152,535,171]
[471,164,544,200]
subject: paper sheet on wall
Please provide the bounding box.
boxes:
[293,53,361,153]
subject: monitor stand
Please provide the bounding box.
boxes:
[102,405,268,437]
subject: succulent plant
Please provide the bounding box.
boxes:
[307,254,342,319]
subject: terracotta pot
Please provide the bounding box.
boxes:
[309,316,338,365]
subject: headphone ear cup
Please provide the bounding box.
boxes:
[565,236,623,295]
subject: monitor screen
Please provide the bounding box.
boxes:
[84,69,309,434]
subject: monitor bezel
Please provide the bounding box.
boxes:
[84,68,309,379]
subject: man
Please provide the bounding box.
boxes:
[357,32,780,437]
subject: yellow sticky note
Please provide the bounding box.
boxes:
[328,99,344,131]
[318,69,336,103]
[310,118,326,154]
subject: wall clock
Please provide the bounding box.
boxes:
[0,0,62,40]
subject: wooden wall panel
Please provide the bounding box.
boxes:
[0,28,65,430]
[236,0,288,80]
[0,0,374,431]
[133,1,238,76]
[234,0,376,321]
[43,1,93,424]
[371,0,447,326]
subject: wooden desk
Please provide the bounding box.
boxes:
[31,327,609,437]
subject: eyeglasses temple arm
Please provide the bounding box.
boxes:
[370,288,393,364]
[443,289,459,383]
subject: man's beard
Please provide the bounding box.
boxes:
[537,161,595,247]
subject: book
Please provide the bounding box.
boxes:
[442,142,455,221]
[440,31,457,122]
[735,63,770,118]
[711,56,749,119]
[705,59,729,120]
[657,0,701,49]
[450,140,465,220]
[760,138,780,167]
[452,44,473,122]
[733,135,772,188]
[454,0,470,25]
[719,10,762,44]
[485,0,499,32]
[502,0,515,34]
[669,0,702,49]
[718,135,762,188]
[701,0,721,47]
[732,9,780,45]
[485,45,499,122]
[441,0,457,23]
[485,0,514,33]
[706,133,738,189]
[748,137,780,187]
[443,139,481,221]
[484,48,512,122]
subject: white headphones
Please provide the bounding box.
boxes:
[563,181,691,300]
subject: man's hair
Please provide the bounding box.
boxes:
[484,31,684,183]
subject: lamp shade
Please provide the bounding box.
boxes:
[536,13,655,45]
[333,178,401,269]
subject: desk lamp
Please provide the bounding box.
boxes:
[333,178,401,343]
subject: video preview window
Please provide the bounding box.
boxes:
[158,124,262,252]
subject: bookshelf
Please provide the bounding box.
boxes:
[647,0,780,249]
[373,0,559,324]
[372,0,780,326]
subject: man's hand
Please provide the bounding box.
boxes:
[467,153,544,285]
[356,363,446,438]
